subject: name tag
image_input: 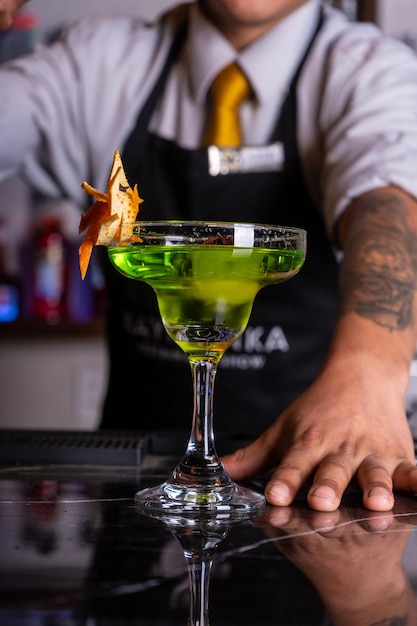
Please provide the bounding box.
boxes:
[207,142,285,176]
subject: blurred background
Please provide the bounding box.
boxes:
[1,0,417,433]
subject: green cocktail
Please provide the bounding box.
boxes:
[108,221,306,518]
[109,244,304,362]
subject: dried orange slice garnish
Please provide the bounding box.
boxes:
[78,150,143,279]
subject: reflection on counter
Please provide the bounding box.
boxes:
[1,463,417,625]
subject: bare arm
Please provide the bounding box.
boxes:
[223,186,417,511]
[0,0,28,30]
[338,187,417,335]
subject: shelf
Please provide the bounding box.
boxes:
[0,318,105,340]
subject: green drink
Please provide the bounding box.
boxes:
[108,244,304,362]
[107,221,306,518]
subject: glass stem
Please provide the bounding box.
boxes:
[171,357,232,489]
[187,555,212,626]
[189,359,217,459]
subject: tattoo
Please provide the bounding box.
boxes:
[341,193,417,332]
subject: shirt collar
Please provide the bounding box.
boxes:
[188,0,322,106]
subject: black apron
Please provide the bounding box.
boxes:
[99,12,340,436]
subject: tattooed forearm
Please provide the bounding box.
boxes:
[340,192,417,332]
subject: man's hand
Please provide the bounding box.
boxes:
[0,0,28,30]
[223,355,417,511]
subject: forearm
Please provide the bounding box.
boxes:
[328,187,417,383]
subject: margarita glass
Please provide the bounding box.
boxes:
[108,221,306,518]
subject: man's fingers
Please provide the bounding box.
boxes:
[305,452,356,511]
[356,458,395,511]
[266,451,396,512]
[264,450,354,511]
[265,448,322,508]
[269,453,398,512]
[356,455,417,512]
[222,433,276,481]
[226,440,357,511]
[392,459,417,495]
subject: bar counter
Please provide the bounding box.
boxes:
[1,437,417,625]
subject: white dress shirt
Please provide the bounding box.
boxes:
[152,1,321,148]
[0,0,417,235]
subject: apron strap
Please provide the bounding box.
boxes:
[136,18,189,133]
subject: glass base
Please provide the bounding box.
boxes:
[135,480,266,520]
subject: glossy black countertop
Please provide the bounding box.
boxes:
[1,449,417,626]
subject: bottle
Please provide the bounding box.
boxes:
[32,215,69,324]
[0,218,20,323]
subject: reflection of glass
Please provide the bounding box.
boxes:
[109,221,306,518]
[161,514,231,626]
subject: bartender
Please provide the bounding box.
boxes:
[1,0,417,512]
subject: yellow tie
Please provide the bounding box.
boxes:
[202,63,251,147]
